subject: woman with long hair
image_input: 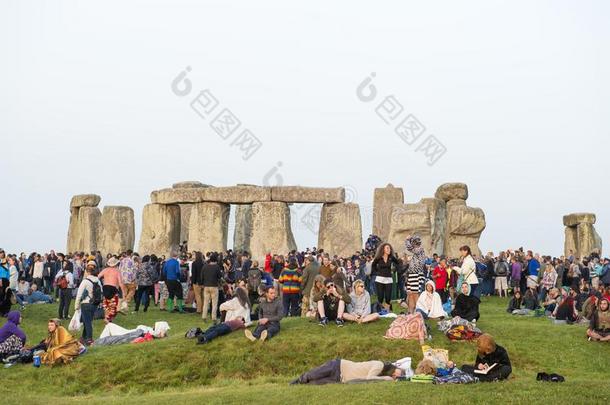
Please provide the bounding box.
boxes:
[220,286,252,325]
[371,243,399,311]
[40,319,82,365]
[452,245,479,298]
[461,333,512,382]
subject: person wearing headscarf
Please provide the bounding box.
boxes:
[40,319,82,365]
[587,298,610,342]
[451,282,480,322]
[416,280,447,319]
[0,311,26,359]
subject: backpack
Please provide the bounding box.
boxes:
[179,263,189,283]
[476,262,489,278]
[495,261,508,276]
[247,269,262,293]
[86,278,103,306]
[57,273,69,289]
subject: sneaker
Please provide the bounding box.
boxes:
[197,336,208,345]
[318,317,328,327]
[244,329,257,342]
[260,330,268,342]
[335,319,344,327]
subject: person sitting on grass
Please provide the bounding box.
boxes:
[451,282,480,322]
[25,284,54,304]
[306,275,327,318]
[342,279,379,324]
[553,287,579,324]
[197,317,246,344]
[460,333,512,382]
[415,280,447,320]
[40,319,82,365]
[523,288,539,311]
[315,279,351,327]
[0,311,26,360]
[291,358,404,385]
[507,290,523,313]
[219,286,252,326]
[587,297,610,342]
[542,288,560,315]
[244,285,283,342]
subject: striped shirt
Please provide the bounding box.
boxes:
[278,267,302,294]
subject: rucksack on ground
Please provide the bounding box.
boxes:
[247,269,262,293]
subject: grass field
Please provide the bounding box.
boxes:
[1,296,608,404]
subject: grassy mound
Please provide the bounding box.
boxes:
[1,297,608,404]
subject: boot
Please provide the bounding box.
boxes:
[166,298,174,312]
[177,299,184,313]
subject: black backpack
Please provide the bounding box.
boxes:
[86,278,103,306]
[495,261,508,276]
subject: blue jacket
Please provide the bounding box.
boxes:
[528,259,540,277]
[163,258,181,281]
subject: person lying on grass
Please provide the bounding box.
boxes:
[461,333,512,382]
[290,359,404,385]
[315,279,351,327]
[587,297,610,342]
[342,279,380,324]
[245,285,283,342]
[197,317,246,344]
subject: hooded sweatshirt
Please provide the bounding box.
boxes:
[0,311,26,344]
[348,289,372,317]
[416,281,447,318]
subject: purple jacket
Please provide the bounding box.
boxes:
[511,262,522,281]
[0,311,26,344]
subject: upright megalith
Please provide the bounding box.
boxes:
[563,213,602,257]
[98,206,135,256]
[444,202,486,258]
[249,202,297,261]
[318,203,363,258]
[419,197,447,256]
[67,194,102,253]
[171,181,211,243]
[373,184,404,241]
[188,202,230,254]
[233,204,253,253]
[138,204,181,256]
[387,203,432,255]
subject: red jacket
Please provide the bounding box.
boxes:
[432,265,448,291]
[264,254,272,273]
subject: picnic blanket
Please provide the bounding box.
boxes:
[384,313,427,344]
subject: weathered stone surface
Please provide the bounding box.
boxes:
[318,203,363,258]
[444,203,486,258]
[564,226,578,257]
[387,204,432,256]
[446,199,466,208]
[563,213,596,227]
[249,202,297,261]
[576,223,602,257]
[271,186,345,203]
[138,204,181,256]
[435,183,468,202]
[172,181,209,189]
[67,206,102,253]
[373,184,404,241]
[70,194,101,209]
[98,206,135,255]
[202,186,271,204]
[179,204,193,243]
[188,202,230,254]
[233,204,253,253]
[151,188,206,204]
[419,198,447,256]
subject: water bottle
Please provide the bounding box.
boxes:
[33,355,41,367]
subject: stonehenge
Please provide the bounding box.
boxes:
[66,182,493,260]
[563,213,602,258]
[66,195,134,255]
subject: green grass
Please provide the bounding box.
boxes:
[1,297,608,404]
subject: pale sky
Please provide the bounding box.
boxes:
[1,0,608,257]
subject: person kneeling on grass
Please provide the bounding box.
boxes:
[245,285,283,342]
[587,297,610,342]
[291,359,404,385]
[315,279,351,327]
[342,279,380,324]
[461,333,512,382]
[197,317,246,344]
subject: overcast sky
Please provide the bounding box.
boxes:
[1,0,608,257]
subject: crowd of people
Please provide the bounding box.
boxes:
[1,233,608,376]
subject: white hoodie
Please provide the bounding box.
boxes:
[416,281,447,318]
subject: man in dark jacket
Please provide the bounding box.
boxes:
[245,285,283,342]
[201,253,223,322]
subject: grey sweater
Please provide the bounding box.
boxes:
[258,297,284,322]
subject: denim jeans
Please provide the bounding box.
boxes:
[282,293,300,317]
[201,323,232,343]
[253,321,280,339]
[80,303,96,341]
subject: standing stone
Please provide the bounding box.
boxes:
[171,181,210,243]
[249,202,297,261]
[67,207,81,253]
[435,183,468,202]
[188,202,230,254]
[373,184,404,242]
[563,212,602,257]
[564,226,579,258]
[419,198,447,256]
[444,202,486,258]
[233,204,253,253]
[318,203,363,258]
[576,223,602,257]
[67,194,103,253]
[98,206,135,256]
[79,207,102,253]
[387,203,432,256]
[138,204,181,256]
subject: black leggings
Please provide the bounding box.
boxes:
[135,285,153,311]
[375,282,393,306]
